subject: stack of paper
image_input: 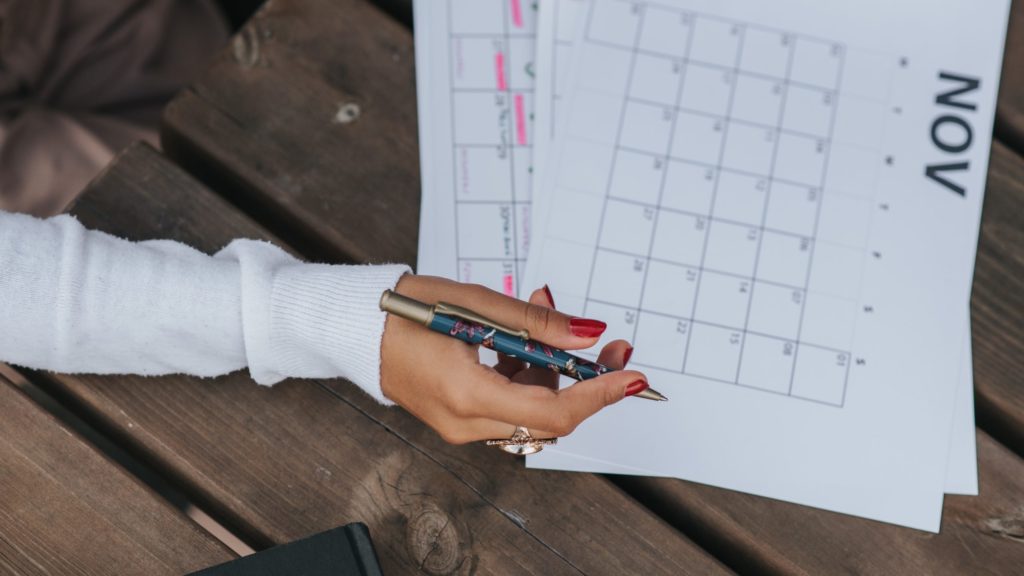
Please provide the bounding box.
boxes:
[413,0,1010,531]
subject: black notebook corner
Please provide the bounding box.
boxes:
[187,523,383,576]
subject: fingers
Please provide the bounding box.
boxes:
[466,364,647,437]
[596,339,633,370]
[401,276,608,350]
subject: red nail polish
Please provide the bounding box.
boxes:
[569,318,607,338]
[542,284,556,308]
[623,346,634,366]
[625,380,649,398]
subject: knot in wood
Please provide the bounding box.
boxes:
[232,27,260,69]
[406,506,463,574]
[335,102,361,124]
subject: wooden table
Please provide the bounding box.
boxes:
[2,1,1023,573]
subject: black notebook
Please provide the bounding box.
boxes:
[187,523,383,576]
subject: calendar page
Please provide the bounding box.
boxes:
[414,0,539,298]
[531,0,979,497]
[524,0,1008,530]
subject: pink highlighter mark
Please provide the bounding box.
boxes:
[495,52,507,91]
[511,0,524,28]
[503,274,515,297]
[514,94,527,145]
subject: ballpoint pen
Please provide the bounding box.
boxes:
[380,290,668,401]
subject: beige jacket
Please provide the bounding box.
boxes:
[0,0,228,216]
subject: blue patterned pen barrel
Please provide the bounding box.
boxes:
[428,314,609,381]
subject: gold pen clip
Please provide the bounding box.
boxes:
[435,302,531,341]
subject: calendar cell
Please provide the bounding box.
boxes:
[739,28,792,79]
[632,312,690,371]
[815,192,871,248]
[684,322,744,382]
[566,90,625,143]
[455,146,512,201]
[589,249,647,308]
[798,292,858,352]
[609,149,666,205]
[738,334,796,394]
[451,38,504,89]
[807,242,864,300]
[638,6,692,58]
[825,144,880,198]
[458,259,517,296]
[620,101,675,154]
[587,0,642,49]
[746,281,804,340]
[679,64,734,117]
[790,38,842,89]
[577,43,634,95]
[671,111,726,164]
[512,147,532,202]
[650,210,708,267]
[598,199,657,255]
[641,260,700,318]
[721,123,777,176]
[450,0,504,34]
[782,84,835,137]
[630,54,684,106]
[508,37,535,91]
[693,270,752,329]
[731,73,785,127]
[756,230,812,288]
[661,160,716,214]
[456,203,516,259]
[712,171,769,226]
[764,181,819,237]
[583,300,641,353]
[774,132,828,185]
[506,0,537,37]
[453,92,508,145]
[702,220,759,277]
[791,344,849,405]
[557,139,615,197]
[688,17,742,68]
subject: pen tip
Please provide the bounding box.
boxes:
[635,388,669,402]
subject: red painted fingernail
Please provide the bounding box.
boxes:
[623,346,634,366]
[542,284,556,308]
[569,318,607,338]
[625,380,649,398]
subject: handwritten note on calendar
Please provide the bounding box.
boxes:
[414,0,539,298]
[524,0,1008,531]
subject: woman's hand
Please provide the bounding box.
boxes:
[380,274,648,444]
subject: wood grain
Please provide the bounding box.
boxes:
[162,0,420,266]
[43,142,731,576]
[616,430,1024,576]
[996,2,1024,153]
[0,373,232,575]
[972,141,1024,455]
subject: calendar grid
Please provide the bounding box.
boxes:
[788,47,850,397]
[447,0,534,297]
[581,1,853,407]
[733,28,797,384]
[679,18,747,376]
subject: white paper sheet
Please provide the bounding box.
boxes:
[414,0,539,298]
[532,0,979,497]
[524,0,1006,530]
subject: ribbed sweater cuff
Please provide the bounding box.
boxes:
[270,263,410,405]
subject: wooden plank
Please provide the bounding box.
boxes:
[996,2,1024,152]
[0,373,232,575]
[616,430,1024,575]
[41,142,731,575]
[972,141,1024,454]
[162,0,419,266]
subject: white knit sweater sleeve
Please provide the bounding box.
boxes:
[0,210,409,404]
